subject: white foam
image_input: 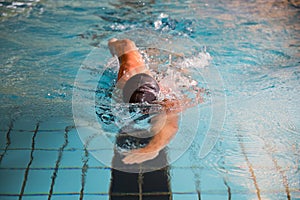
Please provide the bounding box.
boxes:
[153,51,212,101]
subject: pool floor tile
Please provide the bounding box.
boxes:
[38,118,74,131]
[169,149,194,168]
[172,193,199,200]
[0,118,11,132]
[9,131,34,149]
[30,151,58,169]
[50,194,80,200]
[34,131,66,149]
[13,120,38,132]
[0,131,7,150]
[81,195,109,200]
[261,193,290,200]
[230,193,262,200]
[84,152,106,168]
[0,150,31,168]
[227,174,257,194]
[199,169,228,194]
[0,196,21,200]
[52,169,82,194]
[22,196,50,200]
[84,168,111,193]
[24,170,53,194]
[200,193,229,200]
[59,150,85,168]
[66,128,85,149]
[0,169,25,195]
[170,168,196,193]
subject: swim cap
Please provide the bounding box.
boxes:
[122,73,160,104]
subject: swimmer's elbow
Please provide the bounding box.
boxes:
[164,121,179,136]
[169,122,179,131]
[166,114,179,129]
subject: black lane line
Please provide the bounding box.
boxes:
[47,126,72,200]
[19,123,39,200]
[79,148,89,200]
[0,122,13,164]
[237,135,261,200]
[78,131,102,200]
[223,179,231,200]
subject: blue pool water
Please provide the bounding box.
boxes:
[0,0,300,199]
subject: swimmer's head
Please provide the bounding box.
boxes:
[123,73,160,104]
[123,73,160,115]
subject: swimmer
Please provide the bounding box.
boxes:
[108,38,203,164]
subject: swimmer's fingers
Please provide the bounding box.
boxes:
[108,38,138,57]
[122,149,159,164]
[123,152,159,164]
[120,151,130,156]
[108,38,118,56]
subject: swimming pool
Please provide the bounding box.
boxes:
[0,0,299,199]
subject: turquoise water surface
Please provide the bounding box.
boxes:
[0,0,299,199]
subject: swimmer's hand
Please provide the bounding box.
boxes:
[108,38,138,57]
[159,87,205,113]
[122,148,159,164]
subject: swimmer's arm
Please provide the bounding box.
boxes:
[121,92,203,164]
[122,113,179,164]
[159,92,204,113]
[144,113,179,151]
[158,85,204,113]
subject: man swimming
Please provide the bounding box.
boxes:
[108,38,202,164]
